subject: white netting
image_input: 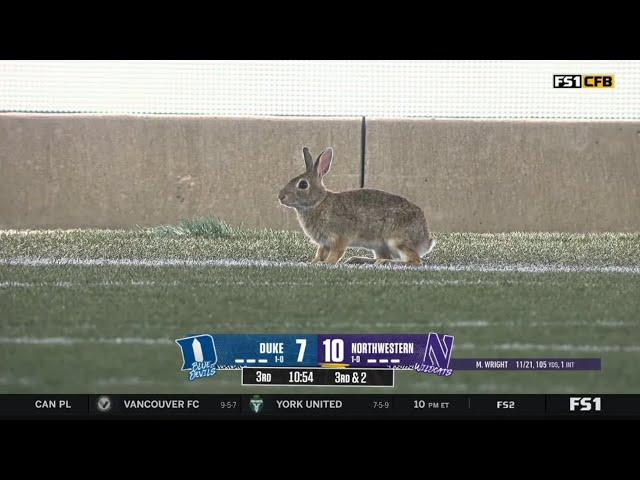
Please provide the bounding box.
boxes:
[0,60,638,119]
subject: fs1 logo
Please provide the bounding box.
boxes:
[554,75,615,88]
[569,397,602,412]
[175,334,218,381]
[415,332,455,377]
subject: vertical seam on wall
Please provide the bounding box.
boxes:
[360,116,367,188]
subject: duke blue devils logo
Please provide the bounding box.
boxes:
[415,332,455,377]
[175,335,218,381]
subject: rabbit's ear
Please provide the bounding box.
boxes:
[302,147,314,172]
[314,147,333,178]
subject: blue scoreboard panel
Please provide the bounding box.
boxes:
[175,333,600,386]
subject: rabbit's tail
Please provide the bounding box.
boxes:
[419,237,437,258]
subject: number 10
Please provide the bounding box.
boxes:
[322,339,344,363]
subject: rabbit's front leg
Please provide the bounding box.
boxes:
[320,237,348,265]
[311,245,329,264]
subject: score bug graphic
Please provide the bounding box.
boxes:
[174,333,455,385]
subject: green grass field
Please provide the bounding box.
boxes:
[1,219,639,394]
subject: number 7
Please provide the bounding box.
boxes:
[296,339,307,362]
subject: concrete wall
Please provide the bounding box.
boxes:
[0,114,362,229]
[1,114,639,232]
[366,119,640,232]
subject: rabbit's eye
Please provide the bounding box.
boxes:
[297,180,309,190]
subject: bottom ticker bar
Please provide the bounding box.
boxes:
[0,395,639,418]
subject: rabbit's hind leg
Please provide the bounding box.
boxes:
[374,245,393,260]
[397,245,423,266]
[311,245,329,264]
[343,256,376,264]
[343,245,389,264]
[375,242,422,267]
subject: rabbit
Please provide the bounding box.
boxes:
[278,147,435,266]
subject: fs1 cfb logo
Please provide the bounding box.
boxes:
[554,75,615,88]
[569,397,602,412]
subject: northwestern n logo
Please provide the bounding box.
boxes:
[422,332,454,369]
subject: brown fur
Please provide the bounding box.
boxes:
[279,147,435,266]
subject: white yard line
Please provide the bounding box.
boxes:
[0,256,639,274]
[0,376,39,386]
[0,280,482,288]
[0,279,582,288]
[405,383,578,393]
[0,281,78,288]
[0,336,638,353]
[456,342,640,353]
[361,320,637,328]
[93,377,165,386]
[0,337,174,345]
